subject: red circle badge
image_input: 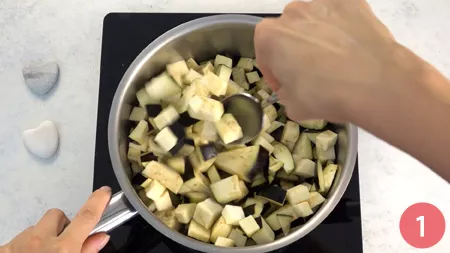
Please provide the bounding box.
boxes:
[400,203,446,249]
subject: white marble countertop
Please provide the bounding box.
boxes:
[0,0,449,252]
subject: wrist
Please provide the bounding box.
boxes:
[0,244,12,253]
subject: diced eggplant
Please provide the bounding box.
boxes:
[239,215,261,237]
[323,164,338,194]
[194,121,218,142]
[263,105,277,122]
[294,159,316,178]
[183,69,203,85]
[138,189,152,206]
[145,104,163,118]
[280,121,300,151]
[154,127,178,153]
[132,173,150,187]
[174,203,197,224]
[292,202,313,218]
[188,95,224,122]
[279,180,294,191]
[237,57,254,71]
[275,170,299,182]
[265,205,297,231]
[188,220,211,243]
[222,205,245,225]
[262,114,271,132]
[142,161,183,194]
[316,146,336,163]
[129,141,147,152]
[235,180,249,203]
[228,228,248,247]
[256,185,287,206]
[214,54,233,68]
[210,175,242,204]
[232,67,249,90]
[251,173,267,188]
[154,190,173,211]
[299,120,328,130]
[272,142,295,174]
[303,129,321,143]
[215,237,235,247]
[301,182,312,191]
[207,165,221,183]
[155,209,181,231]
[286,184,310,205]
[260,131,275,143]
[202,72,228,96]
[310,182,318,193]
[129,107,147,121]
[214,146,260,182]
[154,105,180,130]
[186,192,209,203]
[270,127,284,142]
[178,176,211,195]
[255,78,271,94]
[176,143,195,157]
[246,71,260,84]
[252,217,275,245]
[166,156,185,174]
[188,150,215,173]
[131,162,144,175]
[215,113,244,145]
[276,214,292,236]
[178,111,199,127]
[216,65,232,83]
[136,88,159,107]
[210,216,233,243]
[145,180,166,201]
[243,204,256,218]
[148,136,168,157]
[293,133,313,160]
[269,157,284,175]
[225,79,244,97]
[199,143,218,161]
[252,135,274,154]
[141,153,157,162]
[186,58,200,69]
[167,60,189,86]
[308,192,326,209]
[266,121,284,134]
[193,198,223,229]
[127,146,141,163]
[129,120,149,145]
[161,93,181,108]
[145,71,181,100]
[315,130,338,151]
[198,61,215,75]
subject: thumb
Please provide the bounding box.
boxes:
[81,233,110,253]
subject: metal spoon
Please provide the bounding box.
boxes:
[221,93,264,145]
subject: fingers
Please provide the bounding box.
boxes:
[60,186,112,244]
[283,1,312,20]
[255,18,281,91]
[81,233,110,253]
[34,209,70,237]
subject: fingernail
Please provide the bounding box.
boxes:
[98,234,110,250]
[99,186,112,193]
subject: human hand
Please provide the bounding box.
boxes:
[0,186,112,253]
[255,0,398,122]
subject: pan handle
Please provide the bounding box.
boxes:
[90,191,138,235]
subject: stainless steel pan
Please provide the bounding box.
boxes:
[92,14,358,253]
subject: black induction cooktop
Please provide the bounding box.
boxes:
[93,13,363,253]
